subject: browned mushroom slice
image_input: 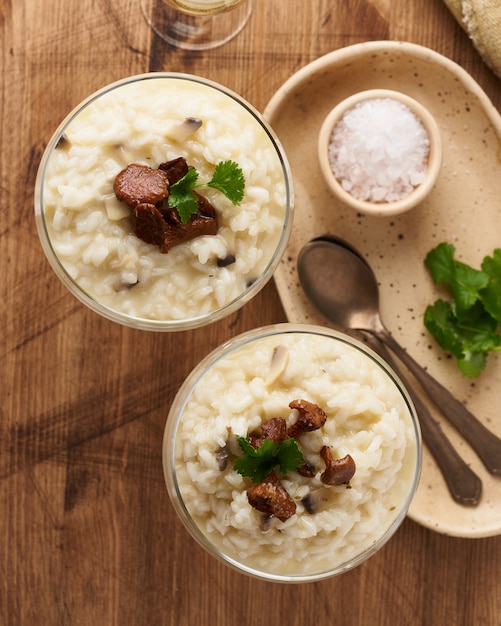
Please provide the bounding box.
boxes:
[159,196,218,253]
[249,416,288,449]
[158,156,190,185]
[261,417,288,442]
[193,191,218,219]
[296,458,316,478]
[246,472,296,522]
[319,446,356,486]
[132,203,169,248]
[114,163,169,208]
[287,399,327,438]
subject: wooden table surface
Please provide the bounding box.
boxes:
[2,0,501,624]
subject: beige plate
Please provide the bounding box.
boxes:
[264,41,501,538]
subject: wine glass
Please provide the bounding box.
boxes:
[140,0,254,51]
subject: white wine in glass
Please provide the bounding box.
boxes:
[166,0,245,16]
[141,0,254,50]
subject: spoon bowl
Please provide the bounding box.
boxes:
[298,237,382,332]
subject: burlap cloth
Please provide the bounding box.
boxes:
[444,0,501,79]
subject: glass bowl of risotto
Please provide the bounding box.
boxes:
[34,73,293,331]
[163,323,422,582]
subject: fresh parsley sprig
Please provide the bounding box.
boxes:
[233,436,304,484]
[424,242,501,377]
[168,160,245,224]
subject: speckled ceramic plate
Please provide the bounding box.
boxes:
[264,41,501,538]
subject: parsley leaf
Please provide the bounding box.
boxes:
[166,160,245,224]
[425,242,489,316]
[168,168,199,223]
[481,249,501,322]
[233,436,304,484]
[424,242,501,377]
[206,160,245,205]
[423,299,464,359]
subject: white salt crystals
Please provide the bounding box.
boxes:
[328,97,431,203]
[318,89,442,216]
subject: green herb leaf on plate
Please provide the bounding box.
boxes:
[425,242,489,317]
[481,249,501,322]
[424,242,501,377]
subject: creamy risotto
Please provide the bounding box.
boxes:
[38,76,290,325]
[166,327,420,580]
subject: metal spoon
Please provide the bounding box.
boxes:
[297,235,482,506]
[297,234,501,478]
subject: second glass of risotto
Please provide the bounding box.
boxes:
[34,73,293,331]
[164,324,422,582]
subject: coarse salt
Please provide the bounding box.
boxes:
[328,97,430,203]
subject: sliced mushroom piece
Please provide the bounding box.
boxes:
[225,426,242,457]
[161,197,219,252]
[261,417,288,442]
[296,458,316,478]
[132,202,170,248]
[103,192,131,221]
[114,163,169,208]
[320,447,356,486]
[287,399,327,438]
[158,156,190,185]
[248,416,288,449]
[215,445,229,471]
[265,345,289,385]
[246,472,296,522]
[301,486,335,514]
[164,117,203,143]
